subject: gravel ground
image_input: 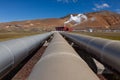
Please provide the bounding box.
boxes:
[12,46,47,80]
[97,74,107,80]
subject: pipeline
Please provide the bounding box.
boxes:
[0,32,52,78]
[61,32,120,74]
[28,32,99,80]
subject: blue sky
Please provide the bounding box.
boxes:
[0,0,119,22]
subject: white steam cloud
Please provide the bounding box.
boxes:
[90,17,96,21]
[64,14,88,26]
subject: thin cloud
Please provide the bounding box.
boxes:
[95,3,109,9]
[57,0,78,3]
[93,3,110,11]
[57,0,62,1]
[116,9,120,14]
[73,0,78,3]
[92,8,97,11]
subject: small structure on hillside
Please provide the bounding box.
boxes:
[55,26,73,31]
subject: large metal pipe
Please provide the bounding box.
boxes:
[61,32,120,73]
[0,32,52,78]
[28,32,99,80]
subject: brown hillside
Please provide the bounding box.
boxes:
[0,10,120,32]
[0,18,66,32]
[74,11,120,30]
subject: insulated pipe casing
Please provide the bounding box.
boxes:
[28,32,99,80]
[0,32,52,78]
[61,32,120,73]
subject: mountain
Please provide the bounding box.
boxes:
[0,18,66,32]
[0,10,120,32]
[74,11,120,30]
